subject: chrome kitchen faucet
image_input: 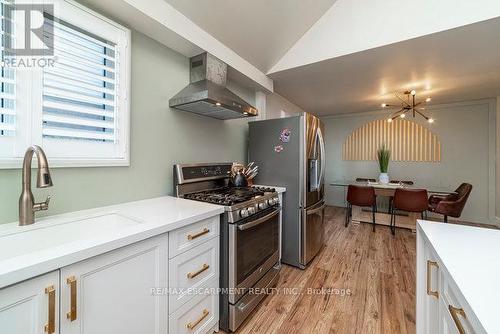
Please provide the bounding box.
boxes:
[19,145,53,226]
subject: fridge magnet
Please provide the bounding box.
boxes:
[279,128,291,143]
[274,145,284,153]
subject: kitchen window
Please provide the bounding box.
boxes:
[0,0,131,168]
[0,0,16,159]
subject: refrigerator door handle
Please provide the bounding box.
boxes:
[317,127,326,190]
[307,203,326,215]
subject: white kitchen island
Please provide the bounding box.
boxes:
[417,220,500,334]
[0,196,224,334]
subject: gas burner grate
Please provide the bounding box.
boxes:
[183,186,275,206]
[251,186,276,193]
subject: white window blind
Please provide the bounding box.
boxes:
[0,0,15,137]
[0,0,130,168]
[42,15,117,143]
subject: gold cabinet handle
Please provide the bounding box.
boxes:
[186,309,209,330]
[187,228,209,241]
[187,264,210,279]
[44,285,56,334]
[449,305,467,334]
[66,276,77,321]
[426,260,439,299]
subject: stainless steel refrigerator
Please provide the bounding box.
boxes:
[249,113,325,269]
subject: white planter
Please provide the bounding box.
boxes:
[379,173,389,184]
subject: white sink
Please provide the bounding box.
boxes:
[0,213,143,261]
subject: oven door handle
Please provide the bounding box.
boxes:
[238,208,281,231]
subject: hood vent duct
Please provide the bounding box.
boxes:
[169,52,258,120]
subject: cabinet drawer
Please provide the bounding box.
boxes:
[441,274,484,333]
[440,297,463,334]
[169,216,219,258]
[168,279,218,334]
[169,237,219,313]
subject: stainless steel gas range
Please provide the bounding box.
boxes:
[174,163,281,332]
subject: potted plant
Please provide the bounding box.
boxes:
[377,144,391,184]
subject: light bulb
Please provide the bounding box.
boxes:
[381,103,387,108]
[400,114,406,118]
[410,90,416,96]
[428,118,434,123]
[387,118,392,123]
[426,97,432,102]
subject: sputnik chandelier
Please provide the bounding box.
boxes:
[381,90,434,124]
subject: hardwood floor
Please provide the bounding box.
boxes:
[234,206,417,334]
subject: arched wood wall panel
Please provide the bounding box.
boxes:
[342,119,441,162]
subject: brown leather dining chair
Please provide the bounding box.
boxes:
[390,188,428,235]
[346,185,377,232]
[428,183,473,223]
[388,180,415,213]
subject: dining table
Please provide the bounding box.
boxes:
[330,180,457,232]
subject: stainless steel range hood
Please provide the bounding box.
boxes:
[169,52,258,120]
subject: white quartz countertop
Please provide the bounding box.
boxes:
[0,196,223,289]
[418,220,500,333]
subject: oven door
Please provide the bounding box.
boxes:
[229,206,280,304]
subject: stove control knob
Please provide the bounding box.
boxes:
[267,198,276,206]
[248,207,256,215]
[239,208,249,218]
[258,202,268,210]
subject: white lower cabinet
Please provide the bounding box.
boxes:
[417,229,486,334]
[168,281,219,334]
[0,217,220,334]
[168,237,219,313]
[60,234,168,334]
[168,221,220,333]
[0,271,60,334]
[417,231,441,334]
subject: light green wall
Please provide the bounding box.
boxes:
[324,99,496,224]
[266,93,304,119]
[0,31,251,224]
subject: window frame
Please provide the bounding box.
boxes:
[0,0,131,169]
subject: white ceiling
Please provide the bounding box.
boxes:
[163,0,337,73]
[269,17,500,116]
[269,0,500,73]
